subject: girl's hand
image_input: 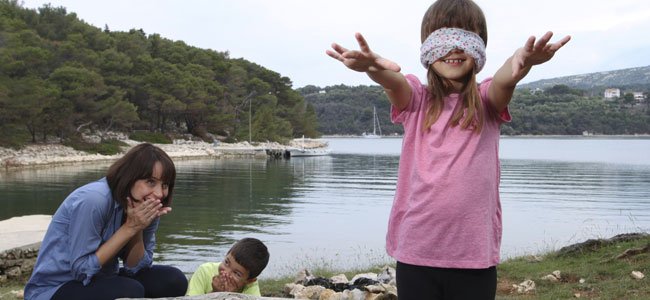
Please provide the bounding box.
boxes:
[327,32,401,73]
[124,196,163,232]
[511,31,571,77]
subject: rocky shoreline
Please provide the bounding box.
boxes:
[0,138,328,171]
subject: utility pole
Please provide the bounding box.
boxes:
[243,91,256,144]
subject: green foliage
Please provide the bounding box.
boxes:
[303,83,650,136]
[0,0,319,148]
[297,85,403,136]
[0,123,30,148]
[63,137,127,155]
[128,131,172,144]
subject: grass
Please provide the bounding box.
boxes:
[1,234,647,299]
[129,131,173,144]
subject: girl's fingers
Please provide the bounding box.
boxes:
[355,32,371,53]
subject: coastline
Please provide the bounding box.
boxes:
[0,138,328,172]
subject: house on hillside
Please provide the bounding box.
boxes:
[632,92,645,101]
[604,88,620,99]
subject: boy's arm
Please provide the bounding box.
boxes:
[327,33,412,111]
[186,263,213,295]
[489,31,571,112]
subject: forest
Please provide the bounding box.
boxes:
[299,80,650,136]
[0,0,319,149]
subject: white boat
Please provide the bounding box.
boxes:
[288,147,331,157]
[288,136,331,157]
[362,106,382,138]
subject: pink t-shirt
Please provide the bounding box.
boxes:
[386,74,511,269]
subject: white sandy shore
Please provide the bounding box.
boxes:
[0,138,327,170]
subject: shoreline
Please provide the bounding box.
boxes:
[0,138,328,172]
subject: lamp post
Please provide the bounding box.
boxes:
[243,91,256,144]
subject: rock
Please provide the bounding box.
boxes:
[552,270,562,280]
[376,266,395,284]
[10,290,24,298]
[293,285,325,299]
[349,273,377,284]
[513,279,535,294]
[579,278,586,284]
[541,274,558,282]
[284,283,297,295]
[288,284,305,297]
[631,271,645,280]
[294,269,314,284]
[329,274,348,284]
[0,274,7,283]
[317,289,339,300]
[6,266,22,278]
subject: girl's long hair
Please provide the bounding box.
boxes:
[421,0,488,132]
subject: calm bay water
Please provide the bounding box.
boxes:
[1,137,649,279]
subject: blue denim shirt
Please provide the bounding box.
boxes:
[24,178,158,300]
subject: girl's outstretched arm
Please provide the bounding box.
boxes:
[489,31,571,112]
[327,33,411,111]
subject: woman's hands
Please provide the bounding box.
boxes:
[327,32,401,73]
[124,197,172,233]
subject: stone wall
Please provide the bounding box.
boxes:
[0,242,39,283]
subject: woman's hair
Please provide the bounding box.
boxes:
[106,143,176,208]
[420,0,488,132]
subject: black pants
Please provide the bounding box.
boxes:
[396,261,497,300]
[52,265,188,300]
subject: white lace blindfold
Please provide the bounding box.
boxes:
[420,27,486,73]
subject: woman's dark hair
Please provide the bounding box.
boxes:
[106,143,176,208]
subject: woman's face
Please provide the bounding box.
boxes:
[130,161,169,204]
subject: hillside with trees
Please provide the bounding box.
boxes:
[300,70,650,136]
[0,0,319,149]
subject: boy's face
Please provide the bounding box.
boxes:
[214,253,254,292]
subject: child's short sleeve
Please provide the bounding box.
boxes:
[391,74,426,124]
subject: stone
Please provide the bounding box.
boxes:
[541,274,558,282]
[5,266,22,278]
[329,274,348,284]
[376,266,395,285]
[513,279,535,294]
[293,285,325,299]
[552,270,562,279]
[631,271,645,280]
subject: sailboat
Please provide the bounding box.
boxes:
[288,135,331,157]
[362,106,382,138]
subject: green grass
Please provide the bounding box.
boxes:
[258,234,649,299]
[2,234,647,299]
[63,137,128,155]
[129,131,173,144]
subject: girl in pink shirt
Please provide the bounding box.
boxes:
[326,0,570,298]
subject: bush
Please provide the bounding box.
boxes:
[129,131,172,144]
[64,137,127,155]
[0,125,31,149]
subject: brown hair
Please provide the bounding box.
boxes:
[228,238,270,279]
[106,143,176,208]
[420,0,488,132]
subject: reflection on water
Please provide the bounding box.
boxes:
[1,138,649,278]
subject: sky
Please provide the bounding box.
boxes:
[20,0,650,88]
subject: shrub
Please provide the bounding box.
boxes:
[129,131,172,144]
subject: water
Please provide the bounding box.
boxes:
[1,137,649,279]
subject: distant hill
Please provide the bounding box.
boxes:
[519,65,650,90]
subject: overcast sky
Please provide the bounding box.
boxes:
[20,0,650,88]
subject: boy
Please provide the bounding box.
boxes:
[186,238,270,296]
